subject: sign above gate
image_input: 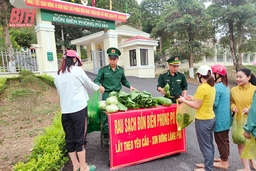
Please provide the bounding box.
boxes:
[41,10,115,29]
[25,0,127,23]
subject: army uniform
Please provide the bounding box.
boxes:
[94,47,132,146]
[94,65,131,100]
[157,55,188,103]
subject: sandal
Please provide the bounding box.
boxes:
[88,165,96,171]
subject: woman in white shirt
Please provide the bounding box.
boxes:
[54,50,104,171]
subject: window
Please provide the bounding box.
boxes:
[140,49,148,65]
[129,49,137,66]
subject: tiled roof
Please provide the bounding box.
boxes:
[124,35,152,42]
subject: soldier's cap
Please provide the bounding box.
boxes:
[166,55,181,66]
[107,47,121,58]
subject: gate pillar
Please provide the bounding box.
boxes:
[35,9,58,76]
[103,30,118,63]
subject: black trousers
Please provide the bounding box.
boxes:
[62,107,88,152]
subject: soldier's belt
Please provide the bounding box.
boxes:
[170,95,181,99]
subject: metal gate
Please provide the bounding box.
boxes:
[91,50,105,74]
[0,48,38,73]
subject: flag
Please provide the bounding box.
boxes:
[92,0,95,6]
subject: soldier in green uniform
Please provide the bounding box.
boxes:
[94,47,136,100]
[157,55,188,103]
[94,47,136,146]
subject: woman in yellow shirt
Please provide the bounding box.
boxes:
[178,65,216,171]
[230,68,256,171]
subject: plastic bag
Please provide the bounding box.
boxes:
[176,101,195,131]
[241,136,256,159]
[231,112,247,144]
[88,90,100,124]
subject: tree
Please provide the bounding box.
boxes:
[140,0,173,53]
[151,0,213,78]
[11,28,36,49]
[207,0,256,71]
[0,0,13,59]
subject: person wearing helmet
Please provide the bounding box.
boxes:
[157,55,188,103]
[196,64,231,169]
[54,49,104,171]
[230,68,256,171]
[211,64,231,169]
[177,65,216,171]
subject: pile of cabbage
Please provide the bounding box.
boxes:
[98,90,172,113]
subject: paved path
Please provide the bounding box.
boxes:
[65,71,243,171]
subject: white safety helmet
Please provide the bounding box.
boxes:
[196,65,212,76]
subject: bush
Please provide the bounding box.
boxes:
[37,75,55,87]
[0,78,7,94]
[13,112,68,171]
[19,70,34,78]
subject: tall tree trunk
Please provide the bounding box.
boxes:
[3,25,13,59]
[188,31,194,78]
[0,0,13,59]
[159,39,162,53]
[237,23,244,69]
[228,21,240,71]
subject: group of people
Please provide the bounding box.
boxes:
[53,46,256,171]
[175,62,256,171]
[54,47,136,171]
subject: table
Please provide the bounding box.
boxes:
[107,104,186,170]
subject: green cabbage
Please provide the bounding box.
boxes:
[98,101,107,111]
[106,96,118,105]
[106,104,119,113]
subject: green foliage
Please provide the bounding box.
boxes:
[0,77,7,94]
[150,0,213,67]
[0,28,20,49]
[37,75,55,87]
[10,28,35,48]
[21,75,48,91]
[207,0,256,70]
[0,28,5,47]
[19,70,34,78]
[57,52,63,58]
[154,51,165,65]
[13,112,68,171]
[243,65,256,75]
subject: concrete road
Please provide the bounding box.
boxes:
[82,72,242,171]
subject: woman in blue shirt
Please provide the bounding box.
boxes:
[211,64,232,169]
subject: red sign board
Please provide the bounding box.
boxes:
[25,0,127,22]
[9,8,36,27]
[108,105,186,170]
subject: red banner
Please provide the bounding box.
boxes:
[25,0,127,22]
[108,105,186,170]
